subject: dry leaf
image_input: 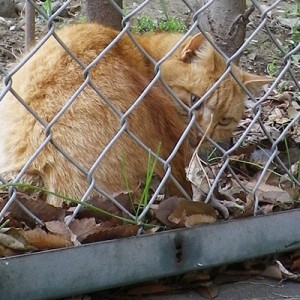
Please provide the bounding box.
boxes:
[156,197,216,228]
[0,228,37,256]
[276,260,299,279]
[77,194,132,223]
[287,106,298,119]
[195,285,219,299]
[126,282,176,296]
[0,193,65,226]
[291,251,300,271]
[155,197,180,227]
[0,244,21,257]
[246,181,293,204]
[144,225,161,235]
[243,195,254,216]
[22,227,72,250]
[45,221,71,238]
[0,232,26,250]
[291,257,300,271]
[186,153,213,201]
[181,271,211,283]
[262,265,283,280]
[69,218,100,242]
[82,223,139,243]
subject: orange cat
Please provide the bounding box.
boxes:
[0,24,271,207]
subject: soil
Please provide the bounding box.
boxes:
[0,0,299,83]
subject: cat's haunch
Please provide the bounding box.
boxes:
[0,24,272,206]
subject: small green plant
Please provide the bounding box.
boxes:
[78,15,87,24]
[42,0,52,17]
[285,2,300,17]
[157,17,187,33]
[122,143,161,220]
[132,16,186,33]
[291,25,300,44]
[267,59,278,77]
[137,143,161,216]
[133,16,157,33]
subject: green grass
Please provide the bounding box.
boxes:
[291,25,300,45]
[132,16,187,33]
[284,2,300,17]
[122,143,161,220]
[137,143,161,217]
[128,0,186,33]
[0,219,9,230]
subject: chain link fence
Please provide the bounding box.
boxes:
[0,0,299,238]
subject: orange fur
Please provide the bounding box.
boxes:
[0,24,271,206]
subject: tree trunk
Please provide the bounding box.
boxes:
[85,0,123,31]
[195,0,250,60]
[25,0,36,51]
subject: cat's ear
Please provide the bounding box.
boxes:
[243,72,274,94]
[180,33,208,62]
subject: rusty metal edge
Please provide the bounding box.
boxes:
[1,209,300,299]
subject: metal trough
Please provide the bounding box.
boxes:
[1,209,300,299]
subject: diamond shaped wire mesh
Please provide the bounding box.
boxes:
[0,0,299,227]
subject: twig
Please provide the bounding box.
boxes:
[186,113,214,190]
[228,5,255,37]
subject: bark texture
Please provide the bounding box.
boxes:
[85,0,123,30]
[25,0,36,52]
[195,0,249,59]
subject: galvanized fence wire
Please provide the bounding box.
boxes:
[0,0,299,226]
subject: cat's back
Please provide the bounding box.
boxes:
[51,23,120,61]
[12,24,120,87]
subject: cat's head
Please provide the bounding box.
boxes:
[161,32,273,147]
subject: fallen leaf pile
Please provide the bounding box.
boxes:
[185,83,300,220]
[236,83,300,146]
[0,191,140,257]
